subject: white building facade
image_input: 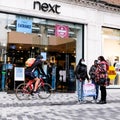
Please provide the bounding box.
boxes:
[0,0,120,90]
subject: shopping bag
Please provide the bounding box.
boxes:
[83,83,96,97]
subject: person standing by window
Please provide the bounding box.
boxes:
[47,61,52,85]
[96,56,108,104]
[51,63,57,90]
[75,58,89,103]
[89,60,99,102]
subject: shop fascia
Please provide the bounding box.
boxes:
[33,1,61,14]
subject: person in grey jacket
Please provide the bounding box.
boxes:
[89,60,99,102]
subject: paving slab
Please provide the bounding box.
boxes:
[0,89,120,120]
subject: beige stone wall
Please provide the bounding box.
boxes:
[101,0,120,6]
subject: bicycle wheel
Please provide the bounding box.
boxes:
[15,83,30,100]
[38,83,52,99]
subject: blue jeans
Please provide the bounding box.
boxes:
[77,80,85,101]
[92,80,99,100]
[51,75,56,89]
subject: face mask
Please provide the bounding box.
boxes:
[98,60,100,63]
[81,61,85,64]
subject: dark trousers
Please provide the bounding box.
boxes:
[100,85,107,101]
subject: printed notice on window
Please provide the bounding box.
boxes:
[14,67,25,81]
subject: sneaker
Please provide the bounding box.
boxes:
[76,101,81,104]
[82,100,87,104]
[34,90,39,93]
[91,100,96,103]
[97,100,107,104]
[50,88,55,91]
[31,91,39,96]
[91,99,97,103]
[97,100,102,104]
[78,100,86,104]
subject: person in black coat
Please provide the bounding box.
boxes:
[75,58,89,103]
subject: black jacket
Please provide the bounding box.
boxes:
[25,59,45,75]
[75,64,89,80]
[75,59,89,80]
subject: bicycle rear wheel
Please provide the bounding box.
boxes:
[15,83,31,100]
[38,83,52,99]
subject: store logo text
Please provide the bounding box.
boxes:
[33,1,61,14]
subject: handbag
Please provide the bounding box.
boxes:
[99,78,106,85]
[83,83,96,97]
[106,77,110,86]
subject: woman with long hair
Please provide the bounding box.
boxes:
[96,56,108,104]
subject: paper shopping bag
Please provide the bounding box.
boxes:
[83,83,96,97]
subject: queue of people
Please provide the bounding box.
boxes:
[75,56,109,104]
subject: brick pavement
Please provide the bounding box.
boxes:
[0,89,120,120]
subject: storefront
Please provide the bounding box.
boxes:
[0,1,84,91]
[0,0,120,91]
[103,27,120,86]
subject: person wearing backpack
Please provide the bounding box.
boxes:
[25,55,46,93]
[75,58,90,103]
[95,56,108,104]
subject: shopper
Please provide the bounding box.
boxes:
[75,58,89,103]
[51,63,57,90]
[89,60,99,102]
[95,56,108,104]
[47,61,52,85]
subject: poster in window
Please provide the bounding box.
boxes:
[14,67,25,81]
[55,24,69,38]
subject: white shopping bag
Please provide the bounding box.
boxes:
[83,83,96,97]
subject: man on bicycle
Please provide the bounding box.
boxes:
[25,55,46,93]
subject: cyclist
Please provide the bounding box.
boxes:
[25,55,46,93]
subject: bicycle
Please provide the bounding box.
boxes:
[15,75,52,100]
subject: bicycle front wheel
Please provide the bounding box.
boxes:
[15,83,30,100]
[38,83,52,99]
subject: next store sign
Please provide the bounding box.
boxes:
[33,1,61,14]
